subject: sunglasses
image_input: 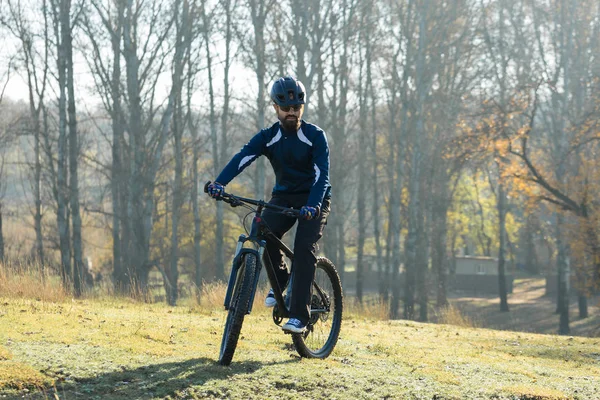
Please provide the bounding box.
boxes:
[278,104,302,112]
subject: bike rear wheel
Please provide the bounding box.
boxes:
[218,253,257,365]
[293,257,343,358]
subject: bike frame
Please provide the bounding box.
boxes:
[222,197,296,318]
[208,181,342,365]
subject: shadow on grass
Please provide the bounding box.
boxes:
[29,357,300,399]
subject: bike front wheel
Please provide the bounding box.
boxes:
[218,253,257,365]
[293,257,343,358]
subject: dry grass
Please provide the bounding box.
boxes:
[343,295,480,329]
[7,261,597,340]
[434,303,479,328]
[345,294,390,320]
[1,220,36,261]
[0,261,482,332]
[197,280,228,309]
[0,261,67,303]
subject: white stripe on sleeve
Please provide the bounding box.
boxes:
[266,130,282,147]
[313,164,320,185]
[298,129,313,146]
[239,155,255,170]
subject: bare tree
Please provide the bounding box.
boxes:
[0,101,12,263]
[0,72,6,261]
[488,0,600,333]
[201,0,225,281]
[244,0,274,199]
[354,0,378,303]
[2,0,50,269]
[429,0,478,308]
[485,165,510,312]
[167,0,193,305]
[479,0,529,313]
[47,0,73,290]
[402,0,432,321]
[81,0,127,291]
[187,52,204,303]
[118,0,177,292]
[380,0,414,319]
[323,0,359,286]
[63,0,85,297]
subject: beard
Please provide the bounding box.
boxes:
[279,115,299,131]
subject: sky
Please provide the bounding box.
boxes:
[0,34,261,114]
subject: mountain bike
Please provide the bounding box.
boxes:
[204,182,343,366]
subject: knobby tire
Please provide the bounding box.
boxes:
[293,257,343,359]
[218,253,257,365]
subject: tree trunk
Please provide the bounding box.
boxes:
[388,42,405,319]
[121,0,178,294]
[167,0,190,306]
[578,294,588,319]
[370,77,384,303]
[187,64,202,302]
[33,121,44,269]
[417,199,428,321]
[169,103,183,305]
[325,212,339,273]
[574,257,589,319]
[191,121,202,302]
[169,132,182,305]
[53,0,72,290]
[249,0,267,200]
[321,28,339,268]
[524,215,539,274]
[63,0,84,297]
[555,214,570,335]
[338,223,346,286]
[333,0,352,288]
[0,204,4,263]
[431,180,449,308]
[497,182,509,312]
[389,134,404,318]
[202,0,224,282]
[403,127,420,321]
[122,0,144,293]
[291,0,309,104]
[105,0,126,293]
[6,0,49,271]
[383,190,393,302]
[216,0,235,282]
[404,0,429,321]
[355,5,371,302]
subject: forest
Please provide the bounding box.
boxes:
[0,0,599,337]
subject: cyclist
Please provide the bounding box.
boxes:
[207,76,331,334]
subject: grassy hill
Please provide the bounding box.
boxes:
[1,286,599,400]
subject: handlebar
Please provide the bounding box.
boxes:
[204,181,301,218]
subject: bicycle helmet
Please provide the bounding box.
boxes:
[270,76,306,106]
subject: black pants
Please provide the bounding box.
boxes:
[262,193,330,325]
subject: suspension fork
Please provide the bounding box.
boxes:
[246,242,266,314]
[223,235,265,314]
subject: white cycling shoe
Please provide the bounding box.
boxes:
[265,289,276,307]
